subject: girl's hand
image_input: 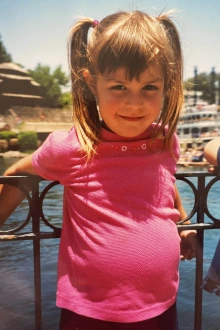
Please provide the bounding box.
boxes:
[180,230,197,261]
[4,163,20,176]
[208,165,219,173]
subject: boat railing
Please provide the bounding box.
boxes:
[0,171,220,330]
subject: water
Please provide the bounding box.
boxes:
[0,158,220,330]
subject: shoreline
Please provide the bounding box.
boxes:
[0,151,29,158]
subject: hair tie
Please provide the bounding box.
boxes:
[92,20,99,28]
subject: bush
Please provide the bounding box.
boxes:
[18,131,37,151]
[0,131,18,140]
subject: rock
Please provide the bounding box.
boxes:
[0,139,9,152]
[0,151,27,158]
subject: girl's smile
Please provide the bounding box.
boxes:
[89,65,164,138]
[119,116,146,122]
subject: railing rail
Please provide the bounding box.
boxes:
[0,171,220,330]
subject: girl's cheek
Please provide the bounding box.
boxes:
[107,95,123,105]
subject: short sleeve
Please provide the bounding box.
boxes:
[32,129,81,184]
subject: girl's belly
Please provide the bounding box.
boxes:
[64,218,180,302]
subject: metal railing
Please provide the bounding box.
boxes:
[0,170,220,330]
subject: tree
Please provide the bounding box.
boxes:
[28,64,70,108]
[0,35,12,63]
[60,92,72,108]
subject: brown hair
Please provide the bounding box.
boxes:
[69,10,183,159]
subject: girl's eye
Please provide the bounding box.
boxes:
[143,85,158,91]
[111,85,126,90]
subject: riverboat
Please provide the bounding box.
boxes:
[177,99,220,164]
[178,103,220,148]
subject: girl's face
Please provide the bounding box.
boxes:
[87,65,164,138]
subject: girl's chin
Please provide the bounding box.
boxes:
[101,120,148,138]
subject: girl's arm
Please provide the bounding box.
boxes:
[174,184,197,261]
[0,154,37,226]
[204,138,220,166]
[174,184,187,221]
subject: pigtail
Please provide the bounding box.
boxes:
[156,14,183,149]
[68,18,101,159]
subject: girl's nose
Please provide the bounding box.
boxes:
[126,92,143,109]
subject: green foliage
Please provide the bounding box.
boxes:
[60,92,72,108]
[0,131,17,140]
[53,65,69,85]
[28,64,69,108]
[18,131,37,151]
[0,35,12,63]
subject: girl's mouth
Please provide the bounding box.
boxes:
[119,116,144,122]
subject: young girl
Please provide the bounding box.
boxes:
[0,10,197,330]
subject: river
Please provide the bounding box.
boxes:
[0,157,219,330]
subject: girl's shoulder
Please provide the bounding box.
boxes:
[32,127,83,183]
[48,127,80,149]
[49,126,77,141]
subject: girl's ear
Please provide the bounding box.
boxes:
[83,70,97,96]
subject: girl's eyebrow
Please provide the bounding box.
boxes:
[104,77,164,84]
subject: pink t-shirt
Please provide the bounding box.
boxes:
[32,124,181,322]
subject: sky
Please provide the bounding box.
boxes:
[1,0,220,81]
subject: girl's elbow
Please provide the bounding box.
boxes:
[0,185,25,227]
[0,211,9,227]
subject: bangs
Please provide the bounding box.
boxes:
[97,43,159,80]
[92,15,168,80]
